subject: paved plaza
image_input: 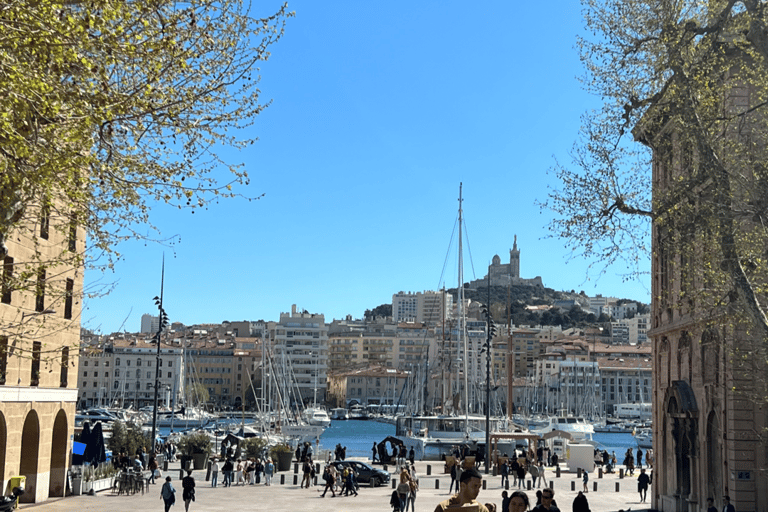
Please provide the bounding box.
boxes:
[25,459,655,512]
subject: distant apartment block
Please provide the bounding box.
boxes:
[270,305,328,405]
[392,290,453,325]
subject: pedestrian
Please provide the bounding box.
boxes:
[537,461,547,489]
[501,491,510,512]
[407,467,419,512]
[509,490,530,512]
[572,491,590,512]
[409,447,415,466]
[148,457,159,484]
[210,458,219,488]
[636,448,643,469]
[511,458,520,487]
[531,488,560,512]
[254,457,263,484]
[264,457,274,486]
[516,461,526,489]
[391,489,402,512]
[637,468,650,503]
[295,445,301,463]
[181,470,195,512]
[222,458,234,487]
[582,469,589,493]
[321,464,336,497]
[706,497,717,512]
[529,463,539,488]
[235,459,243,485]
[397,471,411,511]
[434,468,489,512]
[160,476,176,512]
[449,460,459,493]
[551,453,559,469]
[723,495,736,512]
[501,459,509,488]
[301,457,312,488]
[372,442,379,463]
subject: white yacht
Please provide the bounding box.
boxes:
[303,407,331,427]
[330,407,349,420]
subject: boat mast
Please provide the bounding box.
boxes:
[458,183,469,436]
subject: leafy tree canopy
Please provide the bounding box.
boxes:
[542,0,768,343]
[0,0,293,303]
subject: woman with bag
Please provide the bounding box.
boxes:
[160,476,176,512]
[148,457,159,484]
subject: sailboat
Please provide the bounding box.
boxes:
[395,184,503,460]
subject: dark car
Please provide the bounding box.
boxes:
[332,460,390,487]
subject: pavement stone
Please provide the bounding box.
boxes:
[22,459,656,512]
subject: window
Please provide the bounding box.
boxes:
[115,369,120,377]
[146,371,151,379]
[2,256,12,304]
[135,369,140,378]
[40,201,50,239]
[168,372,172,378]
[127,360,131,366]
[68,213,77,252]
[116,358,120,366]
[0,336,8,385]
[94,371,98,377]
[65,278,74,319]
[137,358,142,366]
[105,372,109,378]
[114,381,119,389]
[168,361,172,367]
[35,267,45,312]
[31,341,41,386]
[84,361,88,366]
[83,371,88,377]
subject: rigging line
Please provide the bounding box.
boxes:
[462,214,478,281]
[437,213,460,290]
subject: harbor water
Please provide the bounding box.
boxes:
[317,420,640,460]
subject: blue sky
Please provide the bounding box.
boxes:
[82,1,651,334]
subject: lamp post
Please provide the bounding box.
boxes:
[150,257,169,455]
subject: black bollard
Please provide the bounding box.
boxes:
[435,479,439,489]
[571,481,576,491]
[593,482,598,492]
[206,461,212,482]
[556,466,561,478]
[281,474,285,485]
[598,467,603,479]
[615,482,620,492]
[427,465,431,476]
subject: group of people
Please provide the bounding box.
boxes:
[498,456,548,489]
[319,461,360,497]
[209,456,274,487]
[390,465,419,512]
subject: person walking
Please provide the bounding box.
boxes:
[582,469,589,493]
[509,490,530,512]
[537,461,547,489]
[723,495,736,512]
[501,459,509,488]
[572,491,590,512]
[148,457,159,485]
[235,459,243,485]
[160,476,176,512]
[320,464,336,497]
[301,457,312,488]
[397,471,411,511]
[637,468,650,503]
[532,488,560,512]
[372,442,379,463]
[222,458,234,487]
[449,460,459,493]
[264,457,274,486]
[181,470,195,512]
[210,459,219,488]
[516,461,526,489]
[434,468,489,512]
[529,464,539,488]
[407,467,419,512]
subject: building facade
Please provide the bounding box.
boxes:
[0,201,83,503]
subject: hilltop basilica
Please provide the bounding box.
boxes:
[468,236,544,288]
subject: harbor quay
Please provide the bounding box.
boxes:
[26,458,655,512]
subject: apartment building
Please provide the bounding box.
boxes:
[270,305,328,405]
[392,290,453,325]
[327,366,410,407]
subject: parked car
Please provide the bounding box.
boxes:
[331,460,390,487]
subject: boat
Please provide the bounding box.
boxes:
[348,404,369,420]
[531,415,596,461]
[634,427,653,449]
[303,407,331,427]
[330,407,349,420]
[396,414,495,460]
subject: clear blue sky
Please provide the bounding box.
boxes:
[82,1,651,334]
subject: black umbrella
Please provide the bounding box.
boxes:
[89,422,107,466]
[73,421,92,466]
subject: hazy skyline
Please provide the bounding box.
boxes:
[82,1,651,333]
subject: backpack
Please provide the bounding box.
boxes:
[322,468,331,482]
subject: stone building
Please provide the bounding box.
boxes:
[0,201,83,503]
[467,236,544,288]
[636,46,768,512]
